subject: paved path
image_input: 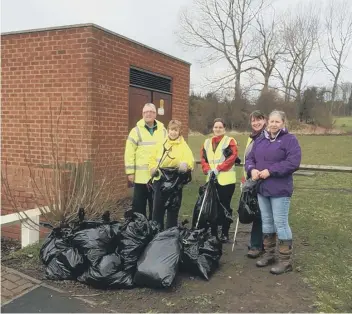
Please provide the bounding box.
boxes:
[1,267,39,304]
[1,266,108,313]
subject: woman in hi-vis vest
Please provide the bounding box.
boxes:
[200,118,239,243]
[149,120,194,230]
[242,110,267,258]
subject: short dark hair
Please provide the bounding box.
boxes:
[213,118,226,128]
[249,110,266,121]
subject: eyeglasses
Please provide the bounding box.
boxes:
[143,110,156,114]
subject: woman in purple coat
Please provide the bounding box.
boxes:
[245,110,301,274]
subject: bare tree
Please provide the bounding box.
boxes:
[340,82,352,104]
[319,0,352,110]
[274,52,300,102]
[178,0,268,100]
[248,11,286,93]
[338,81,352,115]
[275,4,320,103]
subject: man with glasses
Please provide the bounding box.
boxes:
[124,103,167,218]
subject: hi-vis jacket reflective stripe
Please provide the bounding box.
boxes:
[124,119,167,184]
[204,135,236,186]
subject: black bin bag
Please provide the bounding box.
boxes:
[72,224,116,266]
[192,181,218,228]
[237,179,261,224]
[180,229,222,280]
[40,227,73,265]
[192,174,232,229]
[77,253,129,288]
[197,235,222,280]
[152,168,192,215]
[134,227,181,288]
[39,211,123,283]
[118,212,155,270]
[40,227,85,280]
[97,212,156,289]
[45,247,85,280]
[45,258,73,280]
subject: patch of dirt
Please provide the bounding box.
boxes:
[1,237,21,257]
[1,225,316,313]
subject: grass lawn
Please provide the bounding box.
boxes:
[334,116,352,133]
[180,134,352,312]
[188,133,352,166]
[6,134,352,312]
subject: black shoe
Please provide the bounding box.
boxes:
[219,234,229,243]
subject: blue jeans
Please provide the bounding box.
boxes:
[257,194,292,240]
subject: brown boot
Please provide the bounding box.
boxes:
[270,240,293,274]
[247,248,262,258]
[256,233,276,267]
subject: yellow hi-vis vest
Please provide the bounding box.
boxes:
[204,135,236,186]
[243,136,253,178]
[124,119,167,184]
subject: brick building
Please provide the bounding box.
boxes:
[1,23,190,239]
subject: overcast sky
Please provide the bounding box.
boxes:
[2,0,352,96]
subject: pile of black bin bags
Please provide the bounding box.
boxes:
[40,211,222,289]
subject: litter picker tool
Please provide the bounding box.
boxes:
[195,173,214,229]
[231,217,239,252]
[232,181,243,252]
[147,140,175,189]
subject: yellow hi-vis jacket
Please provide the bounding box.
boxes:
[124,119,167,184]
[243,136,252,179]
[149,136,195,181]
[204,135,236,186]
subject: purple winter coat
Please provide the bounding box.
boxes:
[245,129,302,197]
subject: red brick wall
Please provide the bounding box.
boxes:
[1,27,93,166]
[1,26,94,239]
[1,24,190,239]
[89,26,190,196]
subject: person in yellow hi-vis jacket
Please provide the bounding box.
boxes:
[200,118,239,243]
[243,110,267,258]
[149,120,194,230]
[124,103,167,219]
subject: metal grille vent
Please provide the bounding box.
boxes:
[130,68,171,93]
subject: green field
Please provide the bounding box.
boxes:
[188,133,352,166]
[181,134,352,312]
[334,116,352,133]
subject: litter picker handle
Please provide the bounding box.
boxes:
[231,217,239,252]
[195,182,210,229]
[148,147,171,188]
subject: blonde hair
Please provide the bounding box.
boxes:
[168,119,182,134]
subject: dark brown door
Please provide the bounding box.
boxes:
[129,87,172,130]
[153,92,172,127]
[128,87,152,130]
